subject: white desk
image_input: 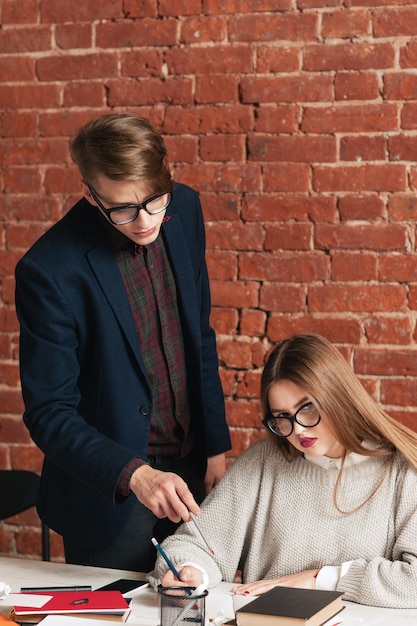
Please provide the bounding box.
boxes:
[1,557,417,626]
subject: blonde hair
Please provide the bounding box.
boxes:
[70,114,173,193]
[261,333,417,472]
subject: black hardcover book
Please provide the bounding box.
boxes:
[235,586,344,626]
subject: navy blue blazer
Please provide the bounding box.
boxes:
[15,183,231,548]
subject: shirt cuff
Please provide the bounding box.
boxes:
[315,561,353,591]
[117,458,145,497]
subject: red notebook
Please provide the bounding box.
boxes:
[13,591,130,616]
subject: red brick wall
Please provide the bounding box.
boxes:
[1,1,417,559]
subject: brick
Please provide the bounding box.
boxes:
[264,223,313,250]
[205,0,290,12]
[302,104,398,133]
[164,105,254,134]
[55,23,92,49]
[373,7,417,37]
[255,105,299,133]
[123,0,157,17]
[389,135,417,161]
[248,134,336,162]
[316,223,407,252]
[9,445,44,472]
[226,398,262,428]
[388,194,417,221]
[321,9,370,38]
[0,25,52,52]
[218,369,236,397]
[4,168,42,193]
[267,315,362,344]
[96,19,177,48]
[211,280,259,308]
[159,0,201,14]
[313,164,406,192]
[241,75,333,103]
[335,72,379,101]
[207,222,264,251]
[240,309,267,337]
[7,224,49,251]
[166,46,252,75]
[384,73,417,101]
[0,112,37,138]
[263,163,310,192]
[379,255,417,282]
[355,348,417,376]
[400,39,417,69]
[199,192,240,221]
[339,194,385,220]
[164,135,198,164]
[229,13,318,42]
[37,54,118,81]
[217,339,254,369]
[180,16,227,43]
[41,0,123,23]
[309,284,407,313]
[2,0,39,23]
[63,82,106,108]
[242,194,336,222]
[260,284,306,313]
[173,163,261,193]
[206,250,238,281]
[210,308,239,335]
[331,252,377,281]
[0,389,24,414]
[0,57,35,81]
[121,50,164,77]
[0,417,32,443]
[0,85,61,109]
[1,194,60,222]
[107,78,193,106]
[303,43,394,71]
[200,134,246,161]
[364,316,413,345]
[195,75,239,104]
[0,138,69,166]
[236,371,262,399]
[401,102,417,129]
[340,135,386,161]
[241,249,328,286]
[256,46,300,73]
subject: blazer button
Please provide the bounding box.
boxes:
[140,405,151,416]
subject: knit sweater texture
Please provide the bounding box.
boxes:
[148,439,417,608]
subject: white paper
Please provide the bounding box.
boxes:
[0,593,52,607]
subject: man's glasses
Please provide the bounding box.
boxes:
[88,185,171,225]
[262,401,321,438]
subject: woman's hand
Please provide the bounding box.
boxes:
[231,569,319,596]
[161,565,203,589]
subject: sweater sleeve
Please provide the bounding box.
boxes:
[147,441,267,589]
[336,459,417,608]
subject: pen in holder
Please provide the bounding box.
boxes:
[158,585,208,626]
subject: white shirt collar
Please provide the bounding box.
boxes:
[304,441,381,470]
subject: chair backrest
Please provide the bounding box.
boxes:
[0,469,50,560]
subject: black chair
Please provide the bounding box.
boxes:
[0,469,50,560]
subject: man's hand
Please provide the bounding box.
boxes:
[204,453,226,495]
[130,465,200,523]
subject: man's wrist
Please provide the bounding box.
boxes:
[117,458,145,497]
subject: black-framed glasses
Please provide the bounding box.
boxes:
[262,401,321,438]
[88,185,171,225]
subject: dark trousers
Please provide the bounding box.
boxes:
[63,455,204,572]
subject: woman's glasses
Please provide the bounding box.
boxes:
[262,401,321,438]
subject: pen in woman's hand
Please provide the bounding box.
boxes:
[151,537,192,595]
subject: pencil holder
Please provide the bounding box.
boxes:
[158,585,208,626]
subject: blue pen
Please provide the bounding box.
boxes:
[151,537,192,596]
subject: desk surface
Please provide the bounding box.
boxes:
[1,557,417,626]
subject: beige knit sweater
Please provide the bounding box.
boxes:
[148,439,417,608]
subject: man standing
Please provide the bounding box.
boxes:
[15,114,231,571]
